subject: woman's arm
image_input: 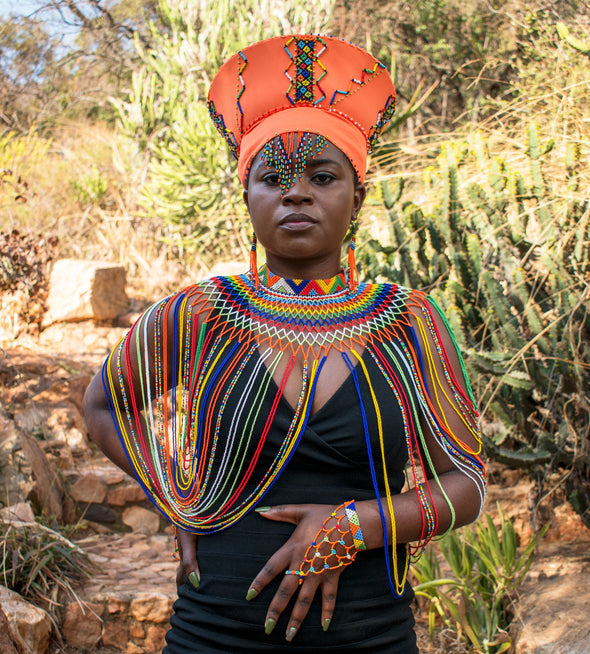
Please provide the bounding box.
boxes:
[83,370,136,477]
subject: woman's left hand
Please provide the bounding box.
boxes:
[175,528,201,591]
[246,504,350,641]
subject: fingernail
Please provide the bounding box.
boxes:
[323,618,331,632]
[188,571,200,589]
[188,570,201,588]
[264,618,276,635]
[286,626,297,642]
[246,588,258,601]
[255,506,271,513]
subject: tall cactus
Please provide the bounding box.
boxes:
[361,125,590,525]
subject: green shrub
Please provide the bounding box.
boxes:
[413,508,547,653]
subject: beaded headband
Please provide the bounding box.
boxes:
[207,34,396,189]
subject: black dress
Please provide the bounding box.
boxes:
[164,351,418,653]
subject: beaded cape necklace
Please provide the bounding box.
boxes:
[103,265,485,596]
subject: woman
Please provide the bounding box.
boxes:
[83,35,486,652]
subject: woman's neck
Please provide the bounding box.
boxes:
[262,254,343,281]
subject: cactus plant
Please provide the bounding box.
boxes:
[361,126,590,525]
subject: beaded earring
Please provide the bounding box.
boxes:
[249,230,259,288]
[348,215,359,292]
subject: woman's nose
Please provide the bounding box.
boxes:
[282,178,312,203]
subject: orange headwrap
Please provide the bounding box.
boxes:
[207,35,396,187]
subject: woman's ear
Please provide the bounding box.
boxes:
[353,182,366,216]
[243,188,250,214]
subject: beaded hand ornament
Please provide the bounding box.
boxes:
[285,501,366,582]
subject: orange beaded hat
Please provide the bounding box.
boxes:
[207,34,396,188]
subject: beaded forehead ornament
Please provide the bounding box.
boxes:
[207,34,396,190]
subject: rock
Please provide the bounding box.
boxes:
[145,624,167,653]
[43,259,128,324]
[0,605,18,654]
[14,403,88,455]
[62,426,88,453]
[129,622,145,638]
[0,585,52,654]
[122,506,161,535]
[101,621,130,648]
[0,411,35,506]
[107,482,147,506]
[82,503,116,523]
[61,600,103,649]
[45,406,89,453]
[70,474,107,503]
[9,418,65,521]
[543,502,588,544]
[129,592,173,623]
[13,404,46,435]
[0,502,35,523]
[107,597,130,614]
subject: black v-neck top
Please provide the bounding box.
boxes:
[164,351,418,653]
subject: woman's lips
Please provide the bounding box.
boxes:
[279,213,317,230]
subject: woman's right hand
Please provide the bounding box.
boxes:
[247,504,351,641]
[175,528,200,590]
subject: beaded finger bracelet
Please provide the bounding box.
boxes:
[285,501,366,582]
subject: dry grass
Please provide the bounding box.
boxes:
[0,519,93,622]
[0,122,225,298]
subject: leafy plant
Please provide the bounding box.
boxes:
[0,130,52,217]
[71,165,109,207]
[361,124,590,524]
[413,508,547,653]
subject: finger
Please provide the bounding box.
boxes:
[264,574,315,637]
[245,544,292,600]
[319,573,340,632]
[176,562,183,590]
[283,575,322,641]
[176,529,200,589]
[255,504,307,525]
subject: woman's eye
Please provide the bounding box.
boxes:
[262,173,280,185]
[312,173,334,184]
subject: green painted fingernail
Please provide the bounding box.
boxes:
[188,571,200,589]
[286,626,297,642]
[264,618,276,635]
[246,588,258,601]
[255,506,271,513]
[323,618,331,632]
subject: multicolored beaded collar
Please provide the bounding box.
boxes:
[103,271,486,598]
[258,264,348,296]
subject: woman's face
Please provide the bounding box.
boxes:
[243,137,366,279]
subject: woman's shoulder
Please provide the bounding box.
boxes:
[359,279,429,305]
